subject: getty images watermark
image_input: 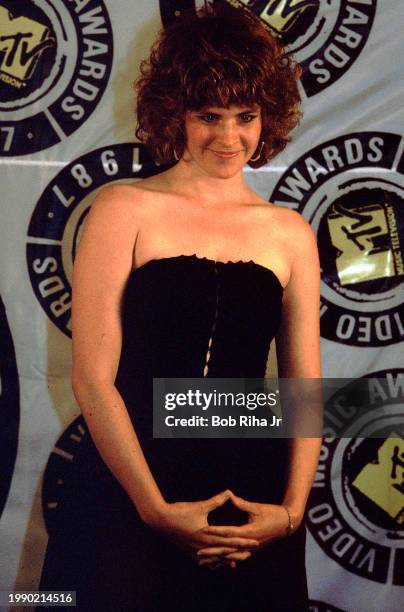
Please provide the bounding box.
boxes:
[154,378,318,439]
[164,387,282,428]
[153,377,404,438]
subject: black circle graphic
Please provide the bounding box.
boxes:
[41,415,88,533]
[0,0,113,155]
[271,132,404,347]
[26,143,165,337]
[307,369,404,586]
[159,0,376,97]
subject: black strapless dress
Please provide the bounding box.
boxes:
[38,255,308,612]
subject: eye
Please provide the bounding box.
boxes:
[239,114,258,123]
[197,113,218,123]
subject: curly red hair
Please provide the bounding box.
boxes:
[135,3,302,168]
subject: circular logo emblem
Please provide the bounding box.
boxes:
[159,0,376,97]
[0,0,113,155]
[26,143,162,336]
[0,295,20,518]
[41,415,88,532]
[271,132,404,347]
[307,369,404,585]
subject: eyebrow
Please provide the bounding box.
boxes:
[195,107,260,114]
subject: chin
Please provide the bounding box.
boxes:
[208,168,239,180]
[208,161,245,179]
[191,155,246,178]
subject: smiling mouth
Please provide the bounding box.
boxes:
[210,150,241,158]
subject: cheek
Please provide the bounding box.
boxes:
[251,119,262,137]
[253,120,262,135]
[241,128,260,146]
[186,128,215,148]
[249,126,262,146]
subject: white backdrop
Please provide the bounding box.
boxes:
[0,1,403,611]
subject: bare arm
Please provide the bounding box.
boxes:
[71,185,167,524]
[275,214,322,528]
[202,213,322,554]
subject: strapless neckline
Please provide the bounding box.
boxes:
[131,253,284,291]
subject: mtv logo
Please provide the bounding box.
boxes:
[256,0,319,35]
[352,436,404,525]
[327,203,395,285]
[0,7,55,82]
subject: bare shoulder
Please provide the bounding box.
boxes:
[86,181,166,239]
[89,182,152,218]
[264,203,317,250]
[264,202,309,229]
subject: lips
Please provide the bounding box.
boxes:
[210,150,240,158]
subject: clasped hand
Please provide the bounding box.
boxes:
[152,490,294,570]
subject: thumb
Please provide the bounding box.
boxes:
[229,492,255,512]
[205,489,232,511]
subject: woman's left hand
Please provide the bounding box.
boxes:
[197,492,301,568]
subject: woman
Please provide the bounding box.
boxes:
[39,4,321,611]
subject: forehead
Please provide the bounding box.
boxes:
[188,104,261,115]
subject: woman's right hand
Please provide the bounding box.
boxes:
[146,490,259,569]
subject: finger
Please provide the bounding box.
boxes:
[197,547,238,556]
[199,534,259,549]
[229,492,255,512]
[202,525,257,540]
[202,525,242,537]
[204,489,232,511]
[198,556,221,567]
[224,551,252,561]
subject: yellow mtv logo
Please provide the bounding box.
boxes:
[238,0,318,35]
[0,7,55,82]
[327,203,395,285]
[352,436,404,525]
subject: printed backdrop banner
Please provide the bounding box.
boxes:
[0,1,403,611]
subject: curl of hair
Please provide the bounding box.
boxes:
[135,3,302,168]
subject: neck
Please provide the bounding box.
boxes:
[165,159,254,207]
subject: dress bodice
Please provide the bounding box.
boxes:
[116,254,283,386]
[111,254,287,506]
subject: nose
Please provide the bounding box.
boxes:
[216,120,239,148]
